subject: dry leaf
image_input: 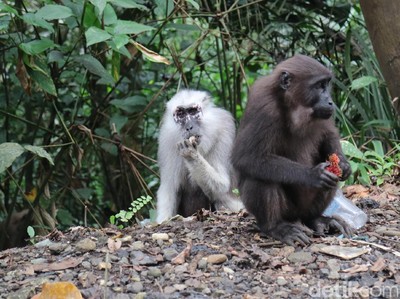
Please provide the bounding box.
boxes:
[31,257,83,272]
[318,245,368,260]
[343,185,369,198]
[370,257,386,272]
[107,238,122,252]
[16,51,31,96]
[342,264,369,274]
[35,281,83,299]
[131,40,171,65]
[172,241,192,265]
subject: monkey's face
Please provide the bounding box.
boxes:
[308,77,333,119]
[173,104,203,141]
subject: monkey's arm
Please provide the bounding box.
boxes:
[180,139,230,194]
[234,153,337,188]
[180,139,244,211]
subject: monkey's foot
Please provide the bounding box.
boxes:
[311,216,353,237]
[267,222,313,247]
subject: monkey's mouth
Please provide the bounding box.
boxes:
[314,109,333,119]
[185,134,201,144]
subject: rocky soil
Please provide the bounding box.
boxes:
[0,184,399,299]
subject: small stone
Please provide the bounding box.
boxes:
[48,243,67,254]
[131,241,144,250]
[34,239,53,248]
[76,238,96,252]
[31,258,47,264]
[198,258,208,269]
[202,288,211,295]
[206,254,228,264]
[174,264,188,274]
[164,286,176,294]
[81,261,91,270]
[276,276,287,286]
[163,248,178,261]
[152,233,169,241]
[223,266,234,274]
[173,284,187,291]
[134,292,146,299]
[127,282,143,294]
[147,267,162,278]
[98,262,112,270]
[287,251,314,264]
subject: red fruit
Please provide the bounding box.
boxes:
[326,153,342,177]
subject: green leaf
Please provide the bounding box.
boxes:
[113,20,153,35]
[166,23,200,31]
[22,13,54,32]
[155,0,174,17]
[109,0,148,10]
[110,215,116,225]
[0,142,25,173]
[24,145,54,165]
[101,142,118,156]
[351,76,378,90]
[341,140,363,159]
[36,4,74,20]
[186,0,200,10]
[75,188,93,200]
[83,2,100,28]
[103,3,118,25]
[27,226,35,238]
[110,114,128,132]
[19,39,56,55]
[48,50,65,65]
[75,54,114,85]
[89,0,107,16]
[28,68,57,95]
[371,140,384,157]
[85,27,112,46]
[110,96,147,113]
[0,3,19,15]
[112,34,130,49]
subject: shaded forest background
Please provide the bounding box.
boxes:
[0,0,399,250]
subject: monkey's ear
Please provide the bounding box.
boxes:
[279,71,291,90]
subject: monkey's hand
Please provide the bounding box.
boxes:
[338,158,352,181]
[178,139,199,161]
[311,162,339,189]
[311,216,353,237]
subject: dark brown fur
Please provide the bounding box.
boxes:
[232,55,351,245]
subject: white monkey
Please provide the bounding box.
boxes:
[156,90,244,223]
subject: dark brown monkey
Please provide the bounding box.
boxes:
[232,55,352,246]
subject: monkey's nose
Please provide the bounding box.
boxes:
[186,126,193,131]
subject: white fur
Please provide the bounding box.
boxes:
[156,90,243,223]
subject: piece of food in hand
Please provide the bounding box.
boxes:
[325,153,342,177]
[188,135,197,145]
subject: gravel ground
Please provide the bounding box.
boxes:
[0,184,399,299]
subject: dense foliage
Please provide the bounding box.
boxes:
[0,0,398,247]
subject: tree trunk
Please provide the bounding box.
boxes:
[360,0,400,114]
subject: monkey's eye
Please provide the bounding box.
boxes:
[316,79,330,91]
[175,108,186,119]
[187,107,200,116]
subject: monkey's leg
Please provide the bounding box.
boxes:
[179,140,244,212]
[241,180,312,246]
[156,182,179,223]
